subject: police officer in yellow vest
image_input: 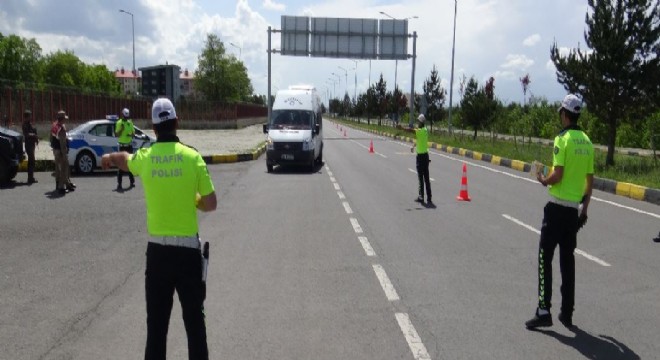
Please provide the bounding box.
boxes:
[101,98,217,359]
[526,94,594,330]
[115,108,135,190]
[410,114,433,206]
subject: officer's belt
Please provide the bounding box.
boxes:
[548,195,579,209]
[149,235,200,249]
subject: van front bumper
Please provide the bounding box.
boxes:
[266,149,315,166]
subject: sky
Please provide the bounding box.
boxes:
[0,0,591,105]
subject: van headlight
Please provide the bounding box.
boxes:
[266,136,274,150]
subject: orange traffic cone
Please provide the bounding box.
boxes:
[456,163,471,201]
[369,140,374,153]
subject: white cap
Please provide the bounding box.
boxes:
[151,98,177,124]
[122,108,130,117]
[559,94,582,114]
[417,114,426,123]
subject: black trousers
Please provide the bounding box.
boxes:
[416,153,431,200]
[118,144,134,185]
[145,243,208,360]
[25,143,35,179]
[537,202,579,314]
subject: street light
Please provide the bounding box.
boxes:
[379,12,418,90]
[118,9,135,75]
[351,60,358,102]
[338,66,348,97]
[448,0,457,134]
[229,42,242,60]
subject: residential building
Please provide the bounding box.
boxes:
[180,68,197,99]
[114,68,140,96]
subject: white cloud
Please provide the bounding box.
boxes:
[263,0,285,12]
[523,34,541,47]
[501,54,534,70]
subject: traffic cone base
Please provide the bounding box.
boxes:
[369,140,374,153]
[456,163,471,201]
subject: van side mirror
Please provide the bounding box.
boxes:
[263,124,269,133]
[314,123,320,135]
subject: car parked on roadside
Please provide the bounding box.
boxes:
[0,126,25,183]
[66,117,155,174]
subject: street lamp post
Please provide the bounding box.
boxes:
[119,9,135,75]
[229,42,242,60]
[338,66,348,97]
[448,0,457,134]
[351,60,358,103]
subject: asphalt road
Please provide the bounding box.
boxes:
[0,119,658,359]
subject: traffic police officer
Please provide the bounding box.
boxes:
[22,109,39,184]
[411,114,433,206]
[115,108,135,190]
[526,94,594,329]
[102,98,217,359]
[51,110,75,194]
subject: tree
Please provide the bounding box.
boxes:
[551,0,660,166]
[42,50,85,88]
[520,73,531,107]
[422,65,446,130]
[375,74,387,126]
[460,76,498,139]
[0,34,43,84]
[196,33,253,102]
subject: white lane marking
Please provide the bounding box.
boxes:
[396,141,659,220]
[328,171,333,177]
[350,218,363,233]
[408,168,435,182]
[350,139,387,158]
[330,176,337,183]
[337,191,346,200]
[502,214,611,267]
[373,264,400,301]
[395,313,432,360]
[358,236,376,257]
[334,183,341,190]
[591,196,660,219]
[343,201,353,214]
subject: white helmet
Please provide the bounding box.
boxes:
[122,108,130,117]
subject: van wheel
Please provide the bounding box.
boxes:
[316,148,323,164]
[267,164,273,173]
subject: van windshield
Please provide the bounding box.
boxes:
[270,110,314,130]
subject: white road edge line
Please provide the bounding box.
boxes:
[343,201,353,214]
[502,214,611,267]
[373,264,400,301]
[358,236,376,257]
[333,183,341,191]
[337,191,346,200]
[350,218,363,233]
[395,313,432,360]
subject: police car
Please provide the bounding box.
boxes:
[67,116,155,174]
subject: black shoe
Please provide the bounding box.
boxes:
[66,184,75,191]
[426,200,436,208]
[653,232,660,243]
[116,184,122,191]
[415,196,424,203]
[525,310,553,329]
[28,178,38,184]
[129,182,135,188]
[68,182,76,189]
[558,312,573,328]
[57,189,66,195]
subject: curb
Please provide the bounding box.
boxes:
[18,143,268,173]
[364,128,660,206]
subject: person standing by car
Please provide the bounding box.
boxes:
[525,94,594,329]
[51,110,75,195]
[410,114,432,206]
[101,98,217,359]
[22,109,38,184]
[115,108,135,190]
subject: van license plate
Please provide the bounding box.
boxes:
[281,154,294,160]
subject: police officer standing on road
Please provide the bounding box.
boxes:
[22,109,38,184]
[51,110,75,195]
[101,98,217,360]
[410,114,433,206]
[115,108,135,190]
[526,94,594,329]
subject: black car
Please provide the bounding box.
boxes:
[0,126,25,183]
